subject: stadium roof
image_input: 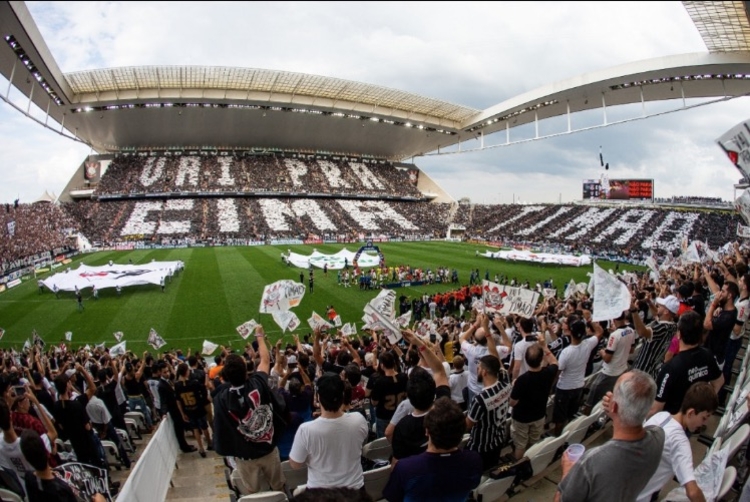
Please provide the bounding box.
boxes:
[2,1,750,161]
[683,1,750,52]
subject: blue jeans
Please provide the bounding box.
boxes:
[127,396,153,427]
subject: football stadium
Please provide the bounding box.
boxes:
[2,1,750,501]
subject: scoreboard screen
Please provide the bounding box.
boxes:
[582,179,653,201]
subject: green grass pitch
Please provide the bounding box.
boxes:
[0,242,637,354]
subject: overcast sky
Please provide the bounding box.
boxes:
[1,1,749,204]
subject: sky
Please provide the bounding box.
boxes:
[1,1,750,204]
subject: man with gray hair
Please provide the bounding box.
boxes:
[555,370,665,502]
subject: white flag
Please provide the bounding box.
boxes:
[342,323,356,336]
[333,315,342,327]
[395,310,412,328]
[22,339,30,351]
[273,311,300,332]
[683,241,702,264]
[113,331,124,342]
[307,311,332,331]
[110,341,126,357]
[260,280,306,313]
[565,278,577,300]
[147,328,166,350]
[64,331,72,342]
[0,328,5,341]
[591,263,632,322]
[367,289,397,319]
[202,340,219,355]
[6,221,15,237]
[363,304,402,344]
[236,320,260,340]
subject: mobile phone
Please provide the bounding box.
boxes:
[13,385,25,397]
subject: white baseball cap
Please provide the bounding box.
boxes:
[656,295,680,315]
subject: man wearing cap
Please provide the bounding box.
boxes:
[631,295,679,380]
[288,372,369,490]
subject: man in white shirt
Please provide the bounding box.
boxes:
[583,312,636,415]
[637,381,716,502]
[289,372,369,489]
[510,318,538,382]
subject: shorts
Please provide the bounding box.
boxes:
[186,416,209,431]
[511,417,545,451]
[585,373,620,408]
[553,387,583,424]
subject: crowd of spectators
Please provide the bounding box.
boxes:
[654,195,731,207]
[94,154,423,200]
[0,203,79,276]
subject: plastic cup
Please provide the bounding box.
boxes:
[565,443,585,463]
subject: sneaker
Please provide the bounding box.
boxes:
[199,450,206,458]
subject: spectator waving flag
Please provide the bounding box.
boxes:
[236,319,260,339]
[22,339,30,351]
[32,331,45,348]
[6,221,14,237]
[64,331,72,342]
[591,262,631,322]
[147,328,166,350]
[202,340,219,355]
[272,311,300,333]
[95,341,106,351]
[110,341,126,357]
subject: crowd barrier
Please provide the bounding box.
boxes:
[116,414,179,502]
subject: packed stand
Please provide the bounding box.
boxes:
[94,153,424,200]
[0,203,79,276]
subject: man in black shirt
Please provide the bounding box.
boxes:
[175,363,212,457]
[157,362,196,454]
[510,342,558,459]
[21,430,78,502]
[52,365,105,469]
[391,332,450,463]
[651,311,724,416]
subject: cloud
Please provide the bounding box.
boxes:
[0,1,745,205]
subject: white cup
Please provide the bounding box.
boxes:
[565,443,585,463]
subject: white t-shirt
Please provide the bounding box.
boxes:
[733,297,749,340]
[603,326,636,376]
[637,412,696,502]
[0,434,51,478]
[461,342,511,395]
[289,412,369,489]
[449,370,469,404]
[511,337,538,379]
[557,337,599,390]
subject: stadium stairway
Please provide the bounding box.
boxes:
[165,447,226,501]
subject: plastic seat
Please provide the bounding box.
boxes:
[363,463,392,501]
[124,417,142,441]
[0,488,24,502]
[116,427,135,454]
[718,466,736,500]
[721,424,750,462]
[101,439,123,470]
[362,437,392,463]
[238,492,288,502]
[280,460,308,496]
[524,432,569,477]
[562,410,602,445]
[458,433,470,450]
[124,411,147,432]
[473,476,515,502]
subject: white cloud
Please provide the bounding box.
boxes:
[0,1,746,205]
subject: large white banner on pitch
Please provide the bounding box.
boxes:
[286,248,381,270]
[42,261,182,292]
[483,249,591,267]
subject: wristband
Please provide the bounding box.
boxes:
[254,333,265,338]
[418,346,427,353]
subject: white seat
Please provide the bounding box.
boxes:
[101,439,123,470]
[292,485,306,497]
[115,427,135,453]
[280,460,308,496]
[362,437,392,463]
[363,463,392,502]
[124,417,142,440]
[545,395,555,425]
[721,423,750,462]
[473,476,515,502]
[718,465,737,500]
[524,432,569,477]
[458,433,470,450]
[238,491,288,502]
[0,488,24,502]
[562,410,602,446]
[124,411,147,432]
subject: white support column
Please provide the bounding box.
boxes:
[26,80,35,114]
[640,86,646,116]
[566,101,571,132]
[506,122,510,144]
[480,131,484,149]
[44,97,51,125]
[680,81,686,108]
[601,93,607,125]
[5,59,16,99]
[535,111,539,139]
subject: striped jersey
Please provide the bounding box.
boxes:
[633,320,677,380]
[466,372,512,453]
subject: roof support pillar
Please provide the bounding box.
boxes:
[5,58,16,100]
[680,81,686,107]
[566,101,571,133]
[601,93,607,126]
[26,79,35,114]
[44,96,50,126]
[535,111,539,138]
[506,121,510,144]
